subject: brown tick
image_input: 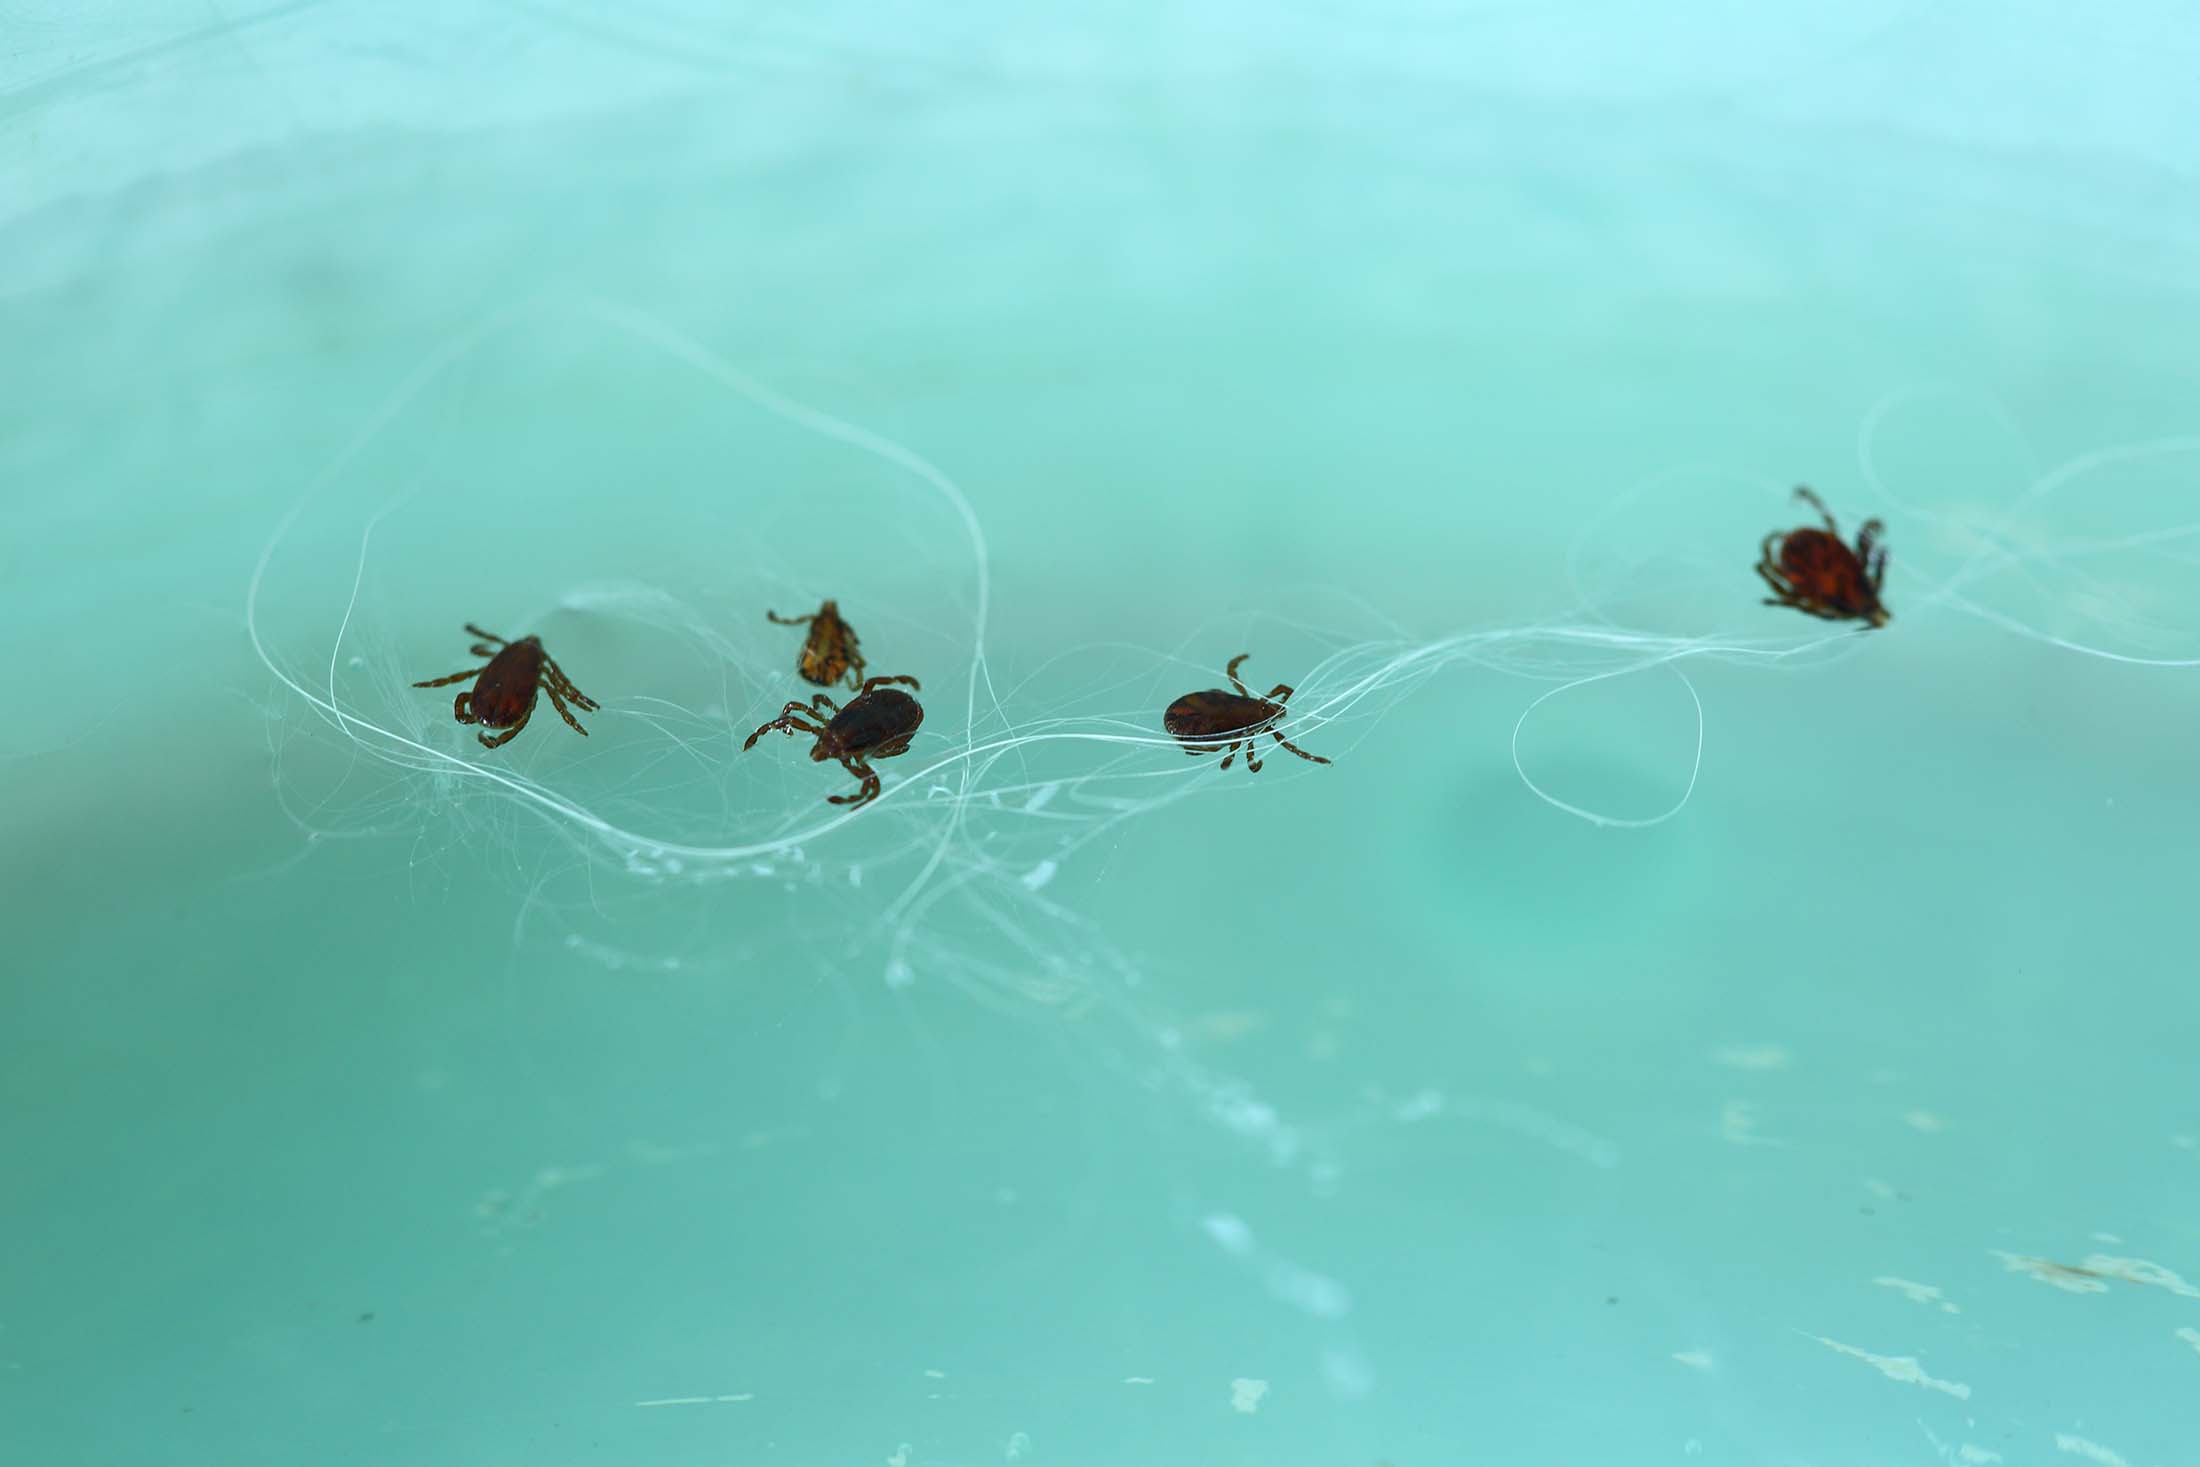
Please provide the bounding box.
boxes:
[743,675,923,808]
[767,598,867,689]
[412,623,599,749]
[1757,487,1890,627]
[1162,653,1330,773]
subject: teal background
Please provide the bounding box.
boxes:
[6,4,2200,1464]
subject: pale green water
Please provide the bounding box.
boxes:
[6,6,2200,1465]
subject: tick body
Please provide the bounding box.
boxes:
[1757,487,1889,627]
[1162,653,1330,773]
[412,624,599,749]
[743,675,923,809]
[767,599,867,689]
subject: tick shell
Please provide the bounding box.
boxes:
[469,637,545,727]
[797,601,860,687]
[1163,690,1281,744]
[1777,529,1879,613]
[821,686,924,758]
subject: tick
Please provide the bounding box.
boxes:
[743,674,923,808]
[412,623,599,749]
[1162,653,1330,773]
[767,598,867,689]
[1757,486,1890,627]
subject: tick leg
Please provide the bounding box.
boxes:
[1263,683,1293,702]
[744,707,823,750]
[844,648,868,690]
[1217,740,1242,771]
[464,624,508,646]
[1856,520,1887,589]
[828,756,882,808]
[1244,745,1265,772]
[766,609,816,626]
[544,680,590,737]
[809,693,839,714]
[413,667,487,688]
[453,691,476,725]
[544,657,599,712]
[857,674,920,694]
[1755,558,1791,600]
[1271,730,1332,765]
[478,700,534,749]
[1792,486,1836,533]
[1225,653,1252,696]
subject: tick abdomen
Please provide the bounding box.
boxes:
[472,640,543,724]
[1164,691,1278,741]
[828,687,923,754]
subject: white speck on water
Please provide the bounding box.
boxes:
[1713,1043,1791,1071]
[1906,1110,1947,1133]
[1321,1346,1373,1398]
[2091,1232,2124,1244]
[2054,1434,2131,1467]
[923,1369,946,1379]
[1229,1378,1268,1414]
[1270,1264,1351,1319]
[884,959,914,990]
[2084,1253,2200,1298]
[1721,1100,1785,1146]
[1955,1447,2003,1464]
[887,1446,912,1467]
[1023,782,1059,812]
[1393,1088,1444,1122]
[1202,1213,1254,1255]
[1200,1213,1350,1318]
[1021,859,1057,890]
[1004,1431,1031,1460]
[1994,1251,2110,1294]
[848,865,862,887]
[1123,1377,1154,1385]
[1672,1350,1715,1371]
[2178,1325,2200,1358]
[1812,1336,1971,1399]
[1874,1276,1961,1314]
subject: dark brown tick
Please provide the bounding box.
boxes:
[767,598,867,689]
[412,623,598,749]
[743,675,923,809]
[1162,653,1330,773]
[1757,486,1890,628]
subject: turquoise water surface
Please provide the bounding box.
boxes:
[6,5,2200,1464]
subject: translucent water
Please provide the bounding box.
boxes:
[6,5,2199,1464]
